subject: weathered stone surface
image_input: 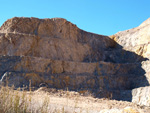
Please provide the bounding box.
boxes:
[0,17,117,62]
[0,17,150,106]
[0,55,148,90]
[132,86,150,107]
[110,18,150,59]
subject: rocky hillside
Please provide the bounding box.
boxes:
[110,18,150,59]
[0,17,150,107]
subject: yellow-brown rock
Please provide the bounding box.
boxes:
[0,17,150,106]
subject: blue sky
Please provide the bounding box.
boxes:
[0,0,150,35]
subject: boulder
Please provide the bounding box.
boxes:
[132,86,150,107]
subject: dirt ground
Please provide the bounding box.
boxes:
[28,87,150,113]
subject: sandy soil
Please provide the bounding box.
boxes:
[25,87,150,113]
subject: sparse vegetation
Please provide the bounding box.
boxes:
[0,85,149,113]
[0,85,94,113]
[0,86,29,113]
[0,85,52,113]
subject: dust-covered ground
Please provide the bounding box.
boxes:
[0,86,150,113]
[28,87,150,113]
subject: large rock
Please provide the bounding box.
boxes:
[132,86,150,107]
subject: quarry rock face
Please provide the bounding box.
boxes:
[0,17,150,106]
[110,18,150,59]
[0,17,117,62]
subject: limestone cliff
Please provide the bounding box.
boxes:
[110,18,150,59]
[0,17,150,106]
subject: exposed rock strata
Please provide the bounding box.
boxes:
[0,17,150,106]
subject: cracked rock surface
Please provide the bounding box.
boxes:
[0,17,150,107]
